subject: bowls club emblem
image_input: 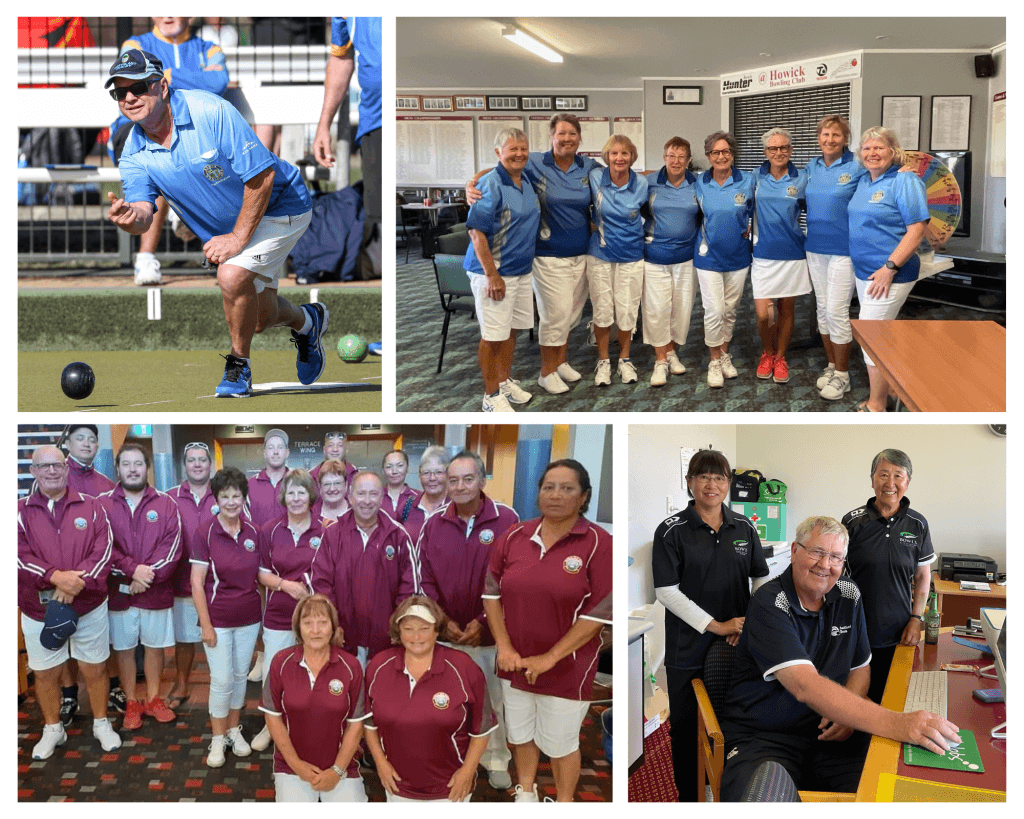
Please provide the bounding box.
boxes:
[310,536,321,549]
[147,510,159,522]
[328,678,344,696]
[75,517,88,530]
[786,185,798,197]
[211,504,219,515]
[384,545,395,560]
[838,173,852,184]
[432,692,450,710]
[479,529,495,545]
[203,164,225,183]
[244,538,256,552]
[563,555,583,574]
[871,190,885,203]
[733,193,747,205]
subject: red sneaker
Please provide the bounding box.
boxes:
[756,352,775,379]
[123,699,143,730]
[773,356,790,383]
[144,696,176,723]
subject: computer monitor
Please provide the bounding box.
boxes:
[980,607,1006,738]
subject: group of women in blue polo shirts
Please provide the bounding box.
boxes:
[464,113,929,411]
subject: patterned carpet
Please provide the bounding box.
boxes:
[627,721,679,802]
[396,249,999,412]
[18,653,611,802]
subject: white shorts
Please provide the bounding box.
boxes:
[274,772,368,802]
[385,792,472,803]
[109,606,174,651]
[226,210,312,295]
[261,627,297,681]
[531,255,589,346]
[173,596,203,644]
[751,258,812,299]
[22,601,110,672]
[642,260,696,348]
[500,679,590,759]
[587,257,644,332]
[854,277,916,367]
[469,272,535,342]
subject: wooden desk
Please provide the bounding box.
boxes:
[850,320,1005,412]
[856,630,1006,801]
[932,572,1007,628]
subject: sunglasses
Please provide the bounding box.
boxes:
[109,79,158,101]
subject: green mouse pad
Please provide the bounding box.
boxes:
[903,729,984,772]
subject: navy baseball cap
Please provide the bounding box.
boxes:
[40,599,79,650]
[104,48,164,89]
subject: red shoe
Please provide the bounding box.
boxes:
[123,699,143,730]
[144,696,176,723]
[756,352,775,379]
[773,356,790,383]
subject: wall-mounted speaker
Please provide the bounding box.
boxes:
[975,55,995,78]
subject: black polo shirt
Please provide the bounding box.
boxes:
[719,566,872,740]
[653,501,769,670]
[842,496,935,649]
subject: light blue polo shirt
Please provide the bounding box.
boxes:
[694,168,755,272]
[463,163,540,278]
[847,164,930,283]
[119,90,311,244]
[643,167,699,265]
[804,150,866,256]
[752,161,807,261]
[331,17,382,144]
[525,151,598,258]
[588,167,648,263]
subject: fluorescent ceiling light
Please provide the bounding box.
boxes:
[502,27,563,63]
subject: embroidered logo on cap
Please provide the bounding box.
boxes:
[563,556,583,574]
[432,692,450,709]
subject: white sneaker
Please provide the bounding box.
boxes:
[618,359,638,384]
[666,351,686,375]
[500,378,533,404]
[720,352,738,379]
[538,371,569,394]
[820,372,851,401]
[133,254,162,285]
[556,362,582,382]
[92,718,122,752]
[482,392,515,412]
[247,651,264,682]
[707,358,724,388]
[250,723,272,752]
[207,735,227,768]
[32,723,67,760]
[586,321,596,346]
[594,359,612,386]
[514,784,539,802]
[816,363,836,390]
[227,725,251,757]
[651,360,669,387]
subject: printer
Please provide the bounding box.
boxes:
[938,553,998,582]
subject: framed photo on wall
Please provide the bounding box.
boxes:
[421,96,454,112]
[487,96,520,111]
[663,86,702,105]
[521,96,553,111]
[454,95,486,111]
[555,95,587,111]
[397,95,421,111]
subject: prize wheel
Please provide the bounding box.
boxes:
[901,151,962,248]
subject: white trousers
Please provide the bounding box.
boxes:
[695,266,749,347]
[642,260,696,348]
[206,622,260,718]
[531,255,589,346]
[806,252,856,345]
[587,257,644,332]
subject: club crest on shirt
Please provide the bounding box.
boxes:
[74,517,87,530]
[211,504,220,515]
[580,177,589,186]
[310,536,321,549]
[899,531,919,547]
[831,624,852,637]
[871,190,885,203]
[838,173,853,184]
[479,529,494,545]
[733,539,749,556]
[384,545,396,560]
[786,185,798,197]
[733,193,747,205]
[563,556,583,574]
[244,538,256,552]
[328,678,344,696]
[203,164,225,183]
[432,692,450,709]
[147,510,159,522]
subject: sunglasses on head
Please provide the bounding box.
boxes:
[109,79,158,101]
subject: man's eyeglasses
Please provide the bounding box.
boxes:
[795,541,845,567]
[110,79,158,101]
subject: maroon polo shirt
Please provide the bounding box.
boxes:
[169,481,218,597]
[401,494,449,546]
[17,488,113,621]
[99,485,182,611]
[247,468,287,530]
[258,515,327,631]
[483,517,613,700]
[191,516,262,628]
[365,644,495,800]
[260,644,365,777]
[381,485,418,523]
[419,494,519,643]
[310,510,416,657]
[66,457,116,498]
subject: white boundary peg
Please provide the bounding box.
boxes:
[147,288,162,321]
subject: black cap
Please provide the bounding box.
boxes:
[67,424,99,438]
[40,599,79,650]
[105,48,164,89]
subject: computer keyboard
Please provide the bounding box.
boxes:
[903,670,948,718]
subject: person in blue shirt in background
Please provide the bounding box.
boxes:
[640,137,699,388]
[847,127,930,412]
[693,132,755,389]
[804,115,867,402]
[587,135,649,387]
[750,128,811,386]
[463,128,541,413]
[107,17,228,286]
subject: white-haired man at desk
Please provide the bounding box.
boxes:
[718,516,960,801]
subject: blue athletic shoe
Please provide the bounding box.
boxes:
[292,302,329,385]
[216,354,252,397]
[368,342,382,356]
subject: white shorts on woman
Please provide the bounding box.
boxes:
[532,255,588,346]
[642,260,696,348]
[854,278,916,366]
[469,273,534,341]
[695,266,748,347]
[501,679,590,758]
[806,252,856,345]
[750,258,811,299]
[587,257,643,332]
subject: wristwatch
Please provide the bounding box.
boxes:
[910,614,924,621]
[332,764,346,778]
[885,259,901,272]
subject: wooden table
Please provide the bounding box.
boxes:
[850,320,1005,411]
[932,572,1007,628]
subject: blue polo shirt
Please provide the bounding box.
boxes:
[643,167,699,265]
[694,168,755,272]
[847,164,930,283]
[752,161,807,261]
[720,566,872,739]
[463,163,540,278]
[804,150,866,255]
[587,167,648,263]
[525,151,598,258]
[331,17,381,144]
[119,90,312,244]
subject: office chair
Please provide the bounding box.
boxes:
[432,253,476,372]
[435,229,470,255]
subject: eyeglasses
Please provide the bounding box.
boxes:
[664,153,690,162]
[766,145,792,154]
[420,470,446,479]
[693,473,729,485]
[708,149,732,158]
[320,480,345,490]
[32,462,65,472]
[109,79,159,101]
[795,541,845,567]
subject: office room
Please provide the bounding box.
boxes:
[626,422,1006,801]
[395,17,1005,413]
